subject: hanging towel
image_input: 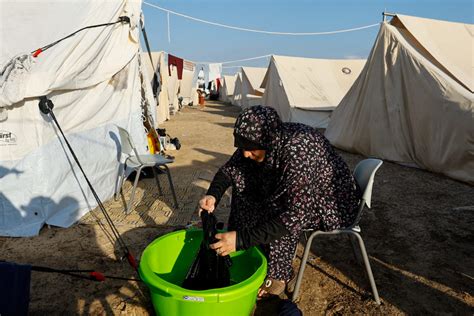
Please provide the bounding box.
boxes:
[0,261,31,316]
[168,54,184,79]
[208,63,222,82]
[183,60,195,72]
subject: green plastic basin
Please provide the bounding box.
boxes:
[139,229,267,316]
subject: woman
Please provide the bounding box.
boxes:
[199,106,361,297]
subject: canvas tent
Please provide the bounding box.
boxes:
[261,55,366,128]
[168,64,180,114]
[0,0,154,236]
[219,75,236,103]
[142,52,196,122]
[325,14,474,184]
[141,51,170,124]
[232,72,243,107]
[180,60,196,106]
[262,55,365,128]
[240,67,267,108]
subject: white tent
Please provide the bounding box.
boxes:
[141,51,169,124]
[179,60,196,106]
[232,72,243,107]
[168,64,180,114]
[241,67,267,108]
[0,0,154,236]
[261,55,366,128]
[142,52,195,120]
[325,15,474,184]
[219,75,236,103]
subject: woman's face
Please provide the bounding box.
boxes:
[242,149,266,163]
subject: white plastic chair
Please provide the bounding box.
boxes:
[115,126,178,214]
[292,158,383,304]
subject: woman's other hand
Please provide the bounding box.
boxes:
[198,195,216,215]
[210,231,237,256]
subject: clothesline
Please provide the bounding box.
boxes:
[143,1,380,36]
[194,54,272,65]
[222,65,245,69]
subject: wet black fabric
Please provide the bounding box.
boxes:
[182,211,232,290]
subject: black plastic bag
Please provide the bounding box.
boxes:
[182,211,232,290]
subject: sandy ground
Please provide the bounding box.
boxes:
[1,101,473,315]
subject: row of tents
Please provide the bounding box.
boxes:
[218,14,473,186]
[0,0,472,238]
[140,51,199,124]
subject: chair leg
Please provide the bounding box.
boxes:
[152,166,163,196]
[351,232,380,304]
[293,230,309,260]
[126,166,143,214]
[115,165,126,201]
[348,235,363,265]
[162,165,179,209]
[292,231,319,302]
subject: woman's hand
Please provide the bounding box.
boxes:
[210,231,236,256]
[198,195,216,215]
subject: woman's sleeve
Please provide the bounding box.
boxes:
[206,169,231,204]
[236,217,289,250]
[205,149,242,204]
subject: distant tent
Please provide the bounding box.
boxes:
[261,55,366,128]
[141,51,169,124]
[142,52,195,119]
[168,63,180,114]
[240,67,267,108]
[325,14,474,184]
[219,75,236,103]
[0,0,153,236]
[232,72,243,107]
[180,60,196,106]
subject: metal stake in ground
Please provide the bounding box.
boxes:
[38,96,138,273]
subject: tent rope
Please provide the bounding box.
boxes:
[194,54,272,65]
[31,16,131,57]
[37,97,139,274]
[143,1,379,36]
[31,264,142,282]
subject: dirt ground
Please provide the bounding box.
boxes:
[1,101,473,315]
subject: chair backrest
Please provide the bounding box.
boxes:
[353,158,383,209]
[116,126,139,157]
[345,158,383,229]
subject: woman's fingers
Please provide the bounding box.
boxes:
[198,195,216,213]
[210,232,236,256]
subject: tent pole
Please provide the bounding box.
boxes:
[382,11,396,22]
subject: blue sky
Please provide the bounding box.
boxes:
[141,0,473,74]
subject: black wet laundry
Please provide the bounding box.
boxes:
[182,211,232,290]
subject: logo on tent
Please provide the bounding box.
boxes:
[0,130,17,145]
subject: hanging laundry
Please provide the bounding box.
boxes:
[183,60,195,72]
[208,63,222,82]
[197,67,206,90]
[168,54,184,79]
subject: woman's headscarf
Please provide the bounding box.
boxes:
[233,106,282,151]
